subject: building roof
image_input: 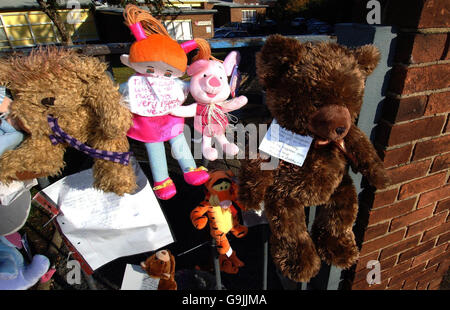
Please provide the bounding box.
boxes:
[0,0,94,11]
[211,1,268,9]
[95,6,217,16]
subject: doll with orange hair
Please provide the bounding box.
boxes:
[120,5,210,200]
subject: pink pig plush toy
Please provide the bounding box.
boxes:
[172,51,247,161]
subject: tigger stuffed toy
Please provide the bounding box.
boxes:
[190,170,248,274]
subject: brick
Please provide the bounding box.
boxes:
[431,152,450,173]
[369,198,416,225]
[413,134,450,160]
[382,144,413,168]
[437,231,450,245]
[390,204,435,231]
[398,239,436,263]
[386,115,446,146]
[435,197,450,214]
[389,262,426,287]
[403,280,418,290]
[352,278,388,290]
[396,33,449,64]
[427,251,450,268]
[406,211,447,237]
[372,188,399,209]
[355,252,379,273]
[382,96,427,123]
[380,255,398,271]
[360,229,406,256]
[387,280,404,290]
[364,222,390,241]
[403,267,438,289]
[425,92,450,115]
[429,277,443,290]
[416,280,429,290]
[386,160,431,185]
[422,221,450,242]
[389,64,450,95]
[368,279,390,290]
[399,172,447,199]
[418,0,450,28]
[436,259,450,274]
[411,243,447,268]
[381,259,412,282]
[380,235,421,260]
[417,184,450,208]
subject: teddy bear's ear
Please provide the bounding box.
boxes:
[256,34,304,88]
[352,45,381,76]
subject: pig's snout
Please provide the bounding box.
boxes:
[207,76,221,87]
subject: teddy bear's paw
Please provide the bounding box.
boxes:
[93,161,137,196]
[315,231,359,269]
[369,170,391,190]
[271,237,321,282]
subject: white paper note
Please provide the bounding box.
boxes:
[121,264,160,290]
[258,119,313,167]
[40,161,174,271]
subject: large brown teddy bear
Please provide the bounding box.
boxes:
[238,35,390,282]
[0,48,136,196]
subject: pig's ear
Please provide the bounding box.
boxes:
[223,51,240,76]
[187,59,210,76]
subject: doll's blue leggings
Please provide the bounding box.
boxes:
[145,133,196,183]
[0,119,24,156]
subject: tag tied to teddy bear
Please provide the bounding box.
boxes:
[258,119,313,167]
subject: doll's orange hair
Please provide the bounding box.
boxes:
[123,4,218,71]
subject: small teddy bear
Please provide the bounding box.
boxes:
[238,35,390,282]
[141,249,177,290]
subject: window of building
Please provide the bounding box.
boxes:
[242,10,257,23]
[163,19,193,41]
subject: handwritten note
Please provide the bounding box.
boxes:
[40,161,174,271]
[121,264,160,290]
[127,75,186,116]
[259,119,313,167]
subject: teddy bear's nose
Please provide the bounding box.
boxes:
[335,127,346,135]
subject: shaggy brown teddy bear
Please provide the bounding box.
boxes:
[141,249,177,290]
[0,48,136,196]
[238,35,390,282]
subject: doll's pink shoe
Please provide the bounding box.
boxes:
[184,167,209,186]
[153,178,177,200]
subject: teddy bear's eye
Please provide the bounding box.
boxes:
[203,74,207,78]
[41,97,55,106]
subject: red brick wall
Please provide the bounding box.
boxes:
[351,0,450,290]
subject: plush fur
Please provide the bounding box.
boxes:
[0,48,136,195]
[238,35,390,282]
